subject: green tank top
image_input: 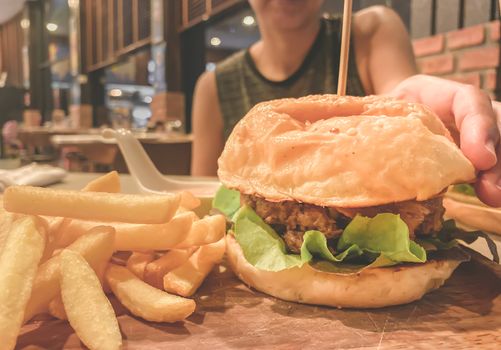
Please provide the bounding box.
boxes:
[215,18,366,140]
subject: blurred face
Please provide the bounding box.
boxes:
[249,0,325,31]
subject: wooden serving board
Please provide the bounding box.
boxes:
[17,251,500,350]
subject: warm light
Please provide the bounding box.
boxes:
[242,15,255,26]
[109,89,122,97]
[206,62,216,72]
[46,23,58,32]
[147,60,155,72]
[68,0,79,9]
[20,19,30,29]
[210,37,221,47]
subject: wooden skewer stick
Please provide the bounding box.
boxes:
[337,0,353,96]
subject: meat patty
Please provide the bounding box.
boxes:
[336,198,445,236]
[241,194,444,253]
[241,194,343,253]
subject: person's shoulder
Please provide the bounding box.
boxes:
[195,70,216,97]
[215,49,247,73]
[353,5,404,37]
[193,70,221,128]
[195,49,247,102]
[196,50,247,91]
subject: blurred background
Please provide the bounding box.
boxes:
[0,0,499,174]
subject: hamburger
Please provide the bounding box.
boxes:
[214,94,498,308]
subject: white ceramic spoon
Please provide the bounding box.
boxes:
[102,128,220,215]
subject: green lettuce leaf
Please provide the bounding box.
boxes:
[300,230,363,263]
[310,255,397,275]
[452,184,476,196]
[311,246,470,275]
[233,206,302,271]
[338,213,426,263]
[233,206,427,272]
[212,186,241,218]
[233,207,365,271]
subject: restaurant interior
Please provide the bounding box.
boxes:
[0,1,501,349]
[0,0,499,175]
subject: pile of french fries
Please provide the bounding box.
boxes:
[0,171,226,350]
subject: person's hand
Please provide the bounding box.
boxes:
[388,74,501,207]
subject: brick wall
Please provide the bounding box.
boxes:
[412,20,500,99]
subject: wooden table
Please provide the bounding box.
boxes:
[17,126,95,138]
[51,133,193,175]
[17,173,501,349]
[16,127,100,163]
[17,127,99,149]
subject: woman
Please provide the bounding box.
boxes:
[192,0,501,207]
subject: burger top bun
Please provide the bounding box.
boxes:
[217,95,475,207]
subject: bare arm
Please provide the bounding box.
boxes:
[353,6,418,94]
[190,71,225,176]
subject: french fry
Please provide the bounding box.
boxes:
[113,211,198,251]
[46,218,90,251]
[4,186,181,224]
[40,172,122,262]
[60,250,122,350]
[23,226,115,323]
[180,191,201,210]
[126,252,155,280]
[175,214,226,249]
[106,264,196,322]
[0,205,16,253]
[48,296,67,320]
[40,216,67,263]
[82,171,121,193]
[0,216,46,350]
[55,211,198,251]
[163,237,226,297]
[144,247,198,289]
[44,216,66,231]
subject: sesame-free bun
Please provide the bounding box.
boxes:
[218,95,475,207]
[226,235,461,308]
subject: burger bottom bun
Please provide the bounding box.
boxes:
[226,235,461,309]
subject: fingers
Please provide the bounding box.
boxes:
[475,101,501,207]
[475,160,501,208]
[389,75,501,206]
[452,85,499,170]
[393,75,499,170]
[459,113,498,170]
[384,75,501,207]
